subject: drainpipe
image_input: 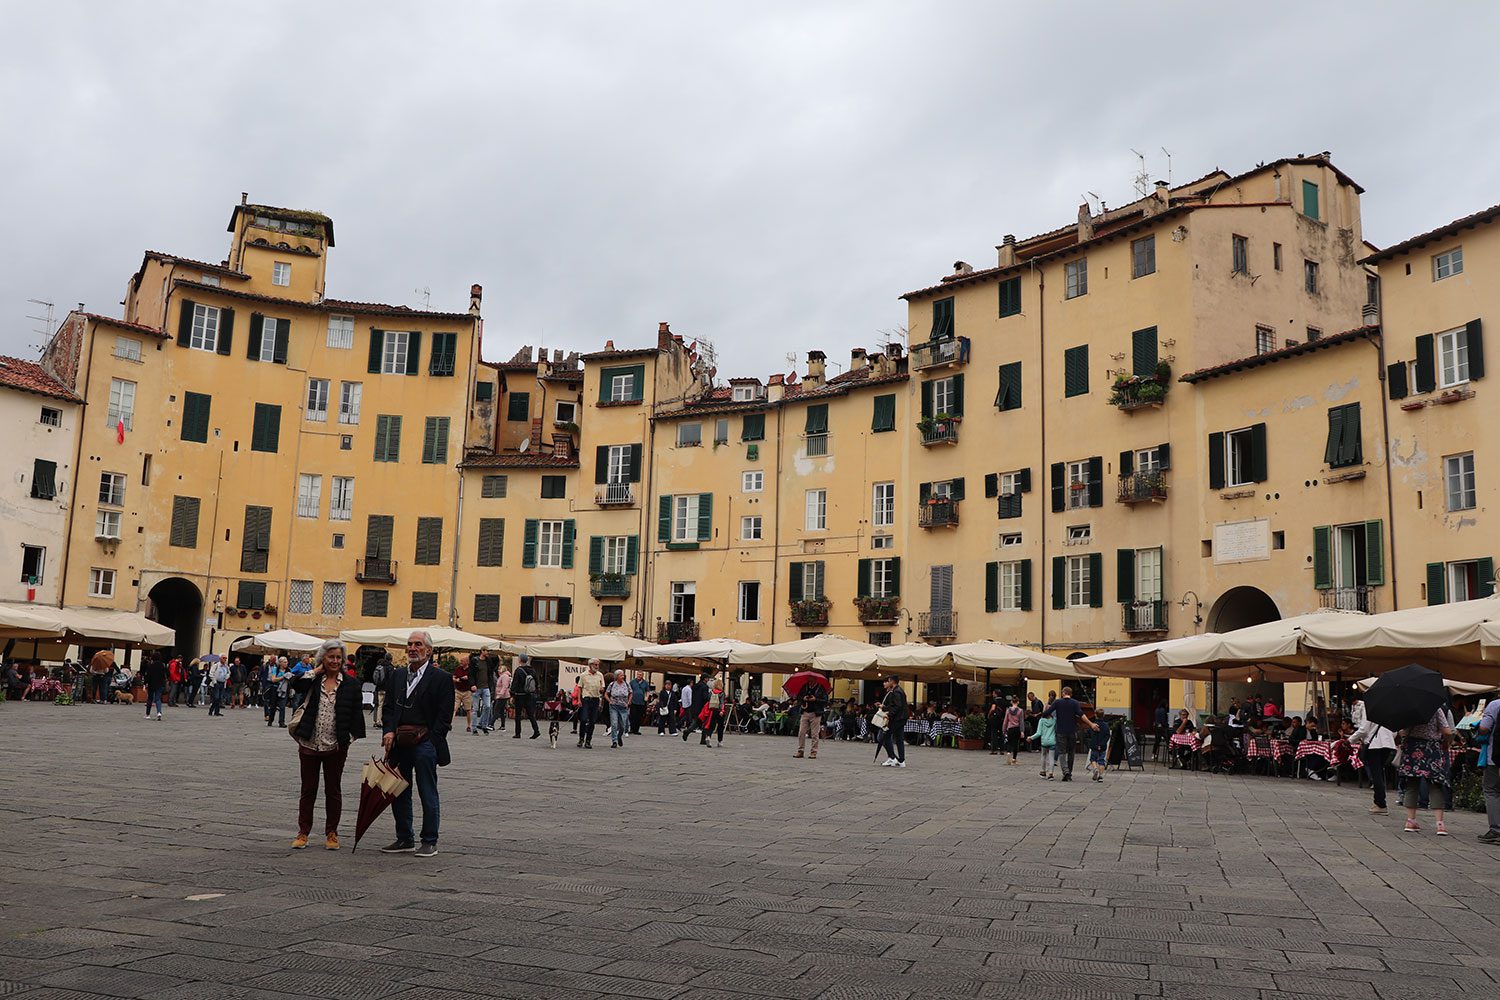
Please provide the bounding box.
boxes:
[770,404,785,643]
[1369,328,1399,611]
[449,316,481,627]
[1034,262,1048,650]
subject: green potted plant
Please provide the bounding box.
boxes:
[790,598,831,627]
[854,596,900,624]
[958,713,987,750]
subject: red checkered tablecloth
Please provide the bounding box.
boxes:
[1245,739,1290,760]
[1169,733,1199,749]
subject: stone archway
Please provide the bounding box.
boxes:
[147,577,203,661]
[1207,586,1280,633]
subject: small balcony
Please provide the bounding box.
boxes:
[356,558,397,584]
[918,610,957,639]
[1123,600,1169,633]
[911,336,970,371]
[589,573,630,599]
[854,596,900,625]
[918,498,960,529]
[1117,472,1168,504]
[789,598,831,628]
[1108,365,1172,412]
[1320,586,1376,613]
[657,620,700,643]
[596,482,635,507]
[918,418,960,447]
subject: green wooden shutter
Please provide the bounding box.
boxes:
[1323,406,1345,466]
[561,519,575,569]
[519,596,535,623]
[1208,432,1225,489]
[872,394,895,432]
[595,446,609,484]
[368,328,385,373]
[628,444,642,481]
[1018,468,1031,492]
[1302,179,1319,220]
[1087,456,1103,507]
[813,560,826,600]
[1117,549,1136,603]
[557,597,572,625]
[588,536,604,574]
[422,417,438,463]
[984,473,998,498]
[1364,520,1385,586]
[177,299,195,347]
[805,404,828,435]
[522,519,539,568]
[1342,405,1362,466]
[181,392,210,443]
[1478,557,1496,598]
[1249,422,1268,482]
[1157,445,1171,471]
[742,413,765,441]
[1426,562,1446,605]
[273,318,290,364]
[950,477,965,501]
[984,562,998,613]
[1414,334,1436,393]
[952,374,964,416]
[405,331,421,375]
[252,403,280,453]
[1119,449,1134,476]
[1050,462,1064,512]
[1132,327,1158,376]
[1387,362,1408,400]
[857,559,872,599]
[1088,552,1103,608]
[1313,526,1333,589]
[30,459,55,499]
[1467,319,1485,380]
[247,313,263,360]
[629,364,646,401]
[1051,556,1065,610]
[216,308,234,356]
[659,495,672,541]
[696,494,712,542]
[1019,559,1032,611]
[919,482,931,505]
[1064,345,1089,397]
[626,535,639,574]
[998,277,1021,318]
[996,362,1021,411]
[920,381,934,419]
[788,562,804,602]
[932,297,954,341]
[890,558,900,596]
[373,416,388,461]
[477,518,503,566]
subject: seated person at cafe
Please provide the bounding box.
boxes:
[1287,716,1307,749]
[1263,698,1280,718]
[1171,710,1197,767]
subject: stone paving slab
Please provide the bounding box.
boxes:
[2,702,1499,999]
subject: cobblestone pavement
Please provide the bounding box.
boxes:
[1,701,1497,999]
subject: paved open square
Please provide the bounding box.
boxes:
[1,702,1497,1000]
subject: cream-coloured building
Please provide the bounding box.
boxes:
[0,356,81,606]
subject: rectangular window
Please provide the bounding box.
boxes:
[39,406,62,427]
[99,471,125,507]
[742,470,764,493]
[169,496,200,548]
[296,473,322,518]
[287,579,313,615]
[595,535,628,575]
[477,517,505,566]
[332,533,345,549]
[306,378,329,421]
[421,416,450,464]
[1225,427,1256,487]
[669,582,695,624]
[798,561,825,601]
[29,459,57,500]
[672,495,700,543]
[1135,447,1163,474]
[872,534,894,550]
[1304,259,1319,295]
[339,381,362,424]
[931,297,955,341]
[1063,345,1088,397]
[114,336,142,361]
[677,423,702,448]
[1434,247,1464,281]
[374,414,402,462]
[1132,235,1155,278]
[1446,453,1476,511]
[96,510,122,538]
[429,332,457,376]
[603,445,631,485]
[930,376,956,417]
[738,581,761,622]
[1273,243,1283,271]
[411,591,438,620]
[330,476,354,521]
[1066,524,1092,544]
[20,544,44,585]
[1438,326,1470,387]
[1307,327,1322,342]
[381,331,410,374]
[741,413,766,441]
[555,399,577,425]
[1064,259,1088,299]
[871,394,896,432]
[1067,460,1090,510]
[713,418,730,445]
[251,402,281,453]
[731,385,758,402]
[326,315,354,349]
[241,505,272,572]
[480,474,508,498]
[999,561,1024,611]
[805,489,827,531]
[473,594,500,622]
[189,304,220,352]
[107,378,136,431]
[998,276,1022,317]
[1066,554,1091,608]
[1324,403,1362,469]
[538,520,565,567]
[506,392,530,421]
[272,262,291,286]
[1232,234,1248,275]
[741,515,762,541]
[1000,532,1022,548]
[872,482,895,527]
[361,589,389,618]
[609,372,637,402]
[995,361,1022,411]
[322,582,346,616]
[1302,179,1320,221]
[1448,561,1483,603]
[257,315,278,362]
[414,517,443,565]
[598,604,622,629]
[870,558,896,599]
[540,475,566,499]
[89,567,115,598]
[1255,325,1277,355]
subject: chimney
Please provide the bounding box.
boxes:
[530,418,544,451]
[657,322,672,351]
[951,260,974,276]
[805,350,826,388]
[603,339,615,351]
[766,373,786,402]
[850,347,867,372]
[240,192,248,205]
[1077,203,1094,242]
[868,351,889,377]
[1144,181,1170,217]
[886,342,904,361]
[469,283,483,316]
[997,234,1017,268]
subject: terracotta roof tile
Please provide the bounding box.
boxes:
[1360,202,1500,265]
[458,450,579,470]
[1179,326,1376,384]
[81,313,171,339]
[580,345,659,361]
[142,251,249,280]
[173,280,474,322]
[0,356,80,402]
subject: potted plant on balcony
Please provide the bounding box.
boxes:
[591,572,627,597]
[958,712,986,750]
[790,598,831,628]
[854,596,900,624]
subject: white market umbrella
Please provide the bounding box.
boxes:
[1355,675,1498,696]
[813,642,945,674]
[525,632,641,663]
[230,629,324,655]
[58,607,176,648]
[339,625,504,651]
[0,603,66,640]
[1299,596,1500,677]
[630,638,763,660]
[729,633,874,669]
[942,640,1081,678]
[1483,618,1500,660]
[1073,633,1216,679]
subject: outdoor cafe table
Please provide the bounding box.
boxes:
[1245,738,1291,761]
[1167,733,1199,767]
[904,719,930,741]
[930,718,962,746]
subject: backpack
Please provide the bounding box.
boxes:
[524,670,537,695]
[373,662,388,687]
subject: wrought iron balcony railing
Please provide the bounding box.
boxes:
[356,558,397,584]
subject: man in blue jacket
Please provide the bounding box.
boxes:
[1042,687,1085,782]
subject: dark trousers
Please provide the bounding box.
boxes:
[701,709,726,744]
[264,689,284,725]
[656,709,670,734]
[209,682,225,715]
[90,674,109,702]
[1364,747,1394,808]
[630,703,645,734]
[1056,729,1077,777]
[881,725,907,762]
[513,695,539,736]
[1006,726,1023,759]
[579,697,600,744]
[985,715,1001,751]
[681,708,701,740]
[391,740,440,845]
[297,747,347,836]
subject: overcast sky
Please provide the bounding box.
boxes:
[3,3,1498,377]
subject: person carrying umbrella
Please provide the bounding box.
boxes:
[785,671,830,760]
[1365,664,1455,835]
[288,639,366,850]
[878,676,909,768]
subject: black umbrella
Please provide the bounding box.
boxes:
[1362,663,1448,731]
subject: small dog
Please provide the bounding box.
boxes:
[549,720,559,749]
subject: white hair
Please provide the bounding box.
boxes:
[314,638,346,665]
[408,630,433,648]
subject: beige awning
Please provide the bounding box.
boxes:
[339,626,505,651]
[729,633,874,668]
[230,629,325,655]
[524,632,641,663]
[58,607,176,648]
[0,603,67,640]
[815,640,1080,683]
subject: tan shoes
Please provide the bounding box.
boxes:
[326,832,341,850]
[792,750,805,758]
[291,834,308,850]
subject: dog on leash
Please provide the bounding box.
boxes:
[548,719,559,749]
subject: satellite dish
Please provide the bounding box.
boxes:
[517,437,529,452]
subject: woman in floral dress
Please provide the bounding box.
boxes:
[1399,704,1455,836]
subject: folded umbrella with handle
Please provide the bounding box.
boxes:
[1362,663,1449,732]
[352,757,410,853]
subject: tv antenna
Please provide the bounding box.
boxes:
[413,286,431,308]
[1131,149,1150,198]
[26,299,55,350]
[1161,147,1173,185]
[1084,190,1104,214]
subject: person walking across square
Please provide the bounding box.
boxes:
[510,656,540,739]
[577,659,605,749]
[606,669,632,748]
[1042,686,1085,781]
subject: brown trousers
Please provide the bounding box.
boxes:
[798,712,822,753]
[297,746,347,837]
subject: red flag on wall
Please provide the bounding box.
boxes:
[116,417,125,444]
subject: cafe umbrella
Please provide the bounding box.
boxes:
[1361,663,1449,731]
